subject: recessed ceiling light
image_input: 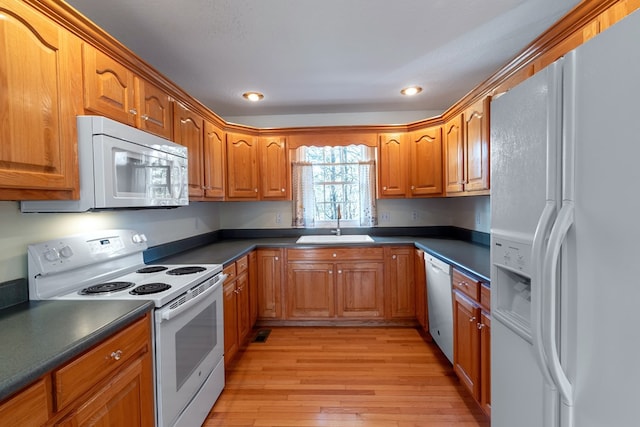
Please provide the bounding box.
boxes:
[242,91,264,102]
[400,86,423,96]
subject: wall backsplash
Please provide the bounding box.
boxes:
[0,196,489,284]
[0,201,221,284]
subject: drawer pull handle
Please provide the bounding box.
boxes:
[110,350,123,361]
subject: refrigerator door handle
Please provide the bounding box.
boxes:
[542,201,575,410]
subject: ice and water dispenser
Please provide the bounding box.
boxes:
[492,236,534,341]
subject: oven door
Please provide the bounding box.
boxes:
[93,134,188,208]
[154,274,225,427]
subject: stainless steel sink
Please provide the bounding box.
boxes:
[295,235,374,244]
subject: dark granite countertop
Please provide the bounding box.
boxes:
[152,235,490,283]
[0,299,153,402]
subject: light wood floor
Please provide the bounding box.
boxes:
[204,327,489,427]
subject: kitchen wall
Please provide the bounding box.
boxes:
[219,196,490,232]
[0,195,489,284]
[0,201,221,283]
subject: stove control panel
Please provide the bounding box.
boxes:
[28,229,148,276]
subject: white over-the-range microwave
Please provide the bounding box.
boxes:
[21,116,189,212]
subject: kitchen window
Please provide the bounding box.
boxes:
[292,145,377,228]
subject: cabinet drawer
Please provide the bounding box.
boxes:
[480,284,490,311]
[53,316,150,411]
[452,269,480,301]
[223,263,237,282]
[0,377,50,426]
[287,247,383,261]
[236,255,249,274]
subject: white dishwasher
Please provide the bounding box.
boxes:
[425,254,453,363]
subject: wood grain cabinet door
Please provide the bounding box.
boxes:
[444,115,465,194]
[384,247,415,318]
[409,126,443,196]
[226,132,259,199]
[82,43,136,126]
[463,98,490,192]
[377,133,408,198]
[287,262,335,319]
[135,78,173,140]
[335,262,384,318]
[203,121,226,200]
[259,136,289,200]
[453,292,481,400]
[173,102,204,198]
[256,249,283,319]
[0,1,83,199]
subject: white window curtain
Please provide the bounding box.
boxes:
[291,161,316,228]
[358,159,377,227]
[291,146,377,228]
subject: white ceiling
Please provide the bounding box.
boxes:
[66,0,581,121]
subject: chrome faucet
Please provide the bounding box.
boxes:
[332,204,342,236]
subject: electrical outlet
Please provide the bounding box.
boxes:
[275,212,282,225]
[411,211,418,221]
[380,211,390,223]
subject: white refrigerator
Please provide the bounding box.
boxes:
[490,8,640,427]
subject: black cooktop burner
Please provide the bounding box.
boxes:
[167,266,206,275]
[136,266,169,274]
[130,283,171,295]
[80,281,135,295]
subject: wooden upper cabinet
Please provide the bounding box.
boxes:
[409,126,443,196]
[226,132,259,199]
[83,44,172,140]
[203,121,226,200]
[377,133,408,198]
[463,98,490,193]
[259,136,289,200]
[444,115,465,194]
[82,44,136,126]
[173,102,204,198]
[134,78,173,139]
[0,0,82,200]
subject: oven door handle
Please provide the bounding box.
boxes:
[158,273,226,322]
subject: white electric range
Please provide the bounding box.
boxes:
[27,229,226,427]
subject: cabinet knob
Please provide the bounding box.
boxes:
[411,186,415,190]
[383,186,387,190]
[254,188,258,193]
[328,270,333,274]
[338,270,342,274]
[275,256,279,261]
[469,316,476,323]
[129,108,138,115]
[392,255,397,260]
[110,350,123,361]
[281,188,285,192]
[142,114,150,121]
[478,323,485,330]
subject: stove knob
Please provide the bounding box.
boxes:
[59,245,73,259]
[43,248,59,262]
[140,234,148,242]
[132,234,143,243]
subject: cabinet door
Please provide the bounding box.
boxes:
[203,121,226,200]
[480,311,491,417]
[82,44,136,126]
[409,127,443,196]
[56,356,154,427]
[377,133,407,197]
[287,262,335,318]
[444,115,464,194]
[256,249,283,319]
[223,279,239,363]
[0,1,82,199]
[259,136,289,200]
[335,262,384,318]
[248,251,258,326]
[414,249,428,332]
[236,271,251,343]
[0,378,50,427]
[463,98,490,192]
[173,102,204,198]
[135,78,172,139]
[227,132,259,199]
[453,292,480,399]
[385,247,415,318]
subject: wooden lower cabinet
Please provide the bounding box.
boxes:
[286,247,385,320]
[384,246,415,318]
[0,315,154,427]
[223,255,252,365]
[256,248,284,319]
[452,268,491,417]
